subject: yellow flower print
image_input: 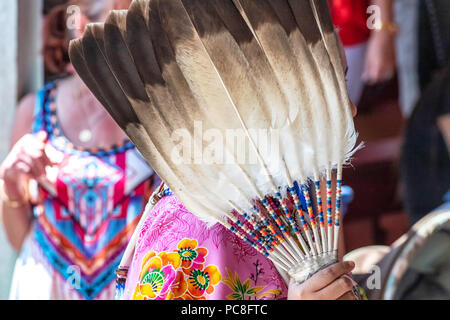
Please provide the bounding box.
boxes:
[166,270,188,299]
[134,239,222,300]
[176,239,208,270]
[133,252,183,300]
[185,265,221,298]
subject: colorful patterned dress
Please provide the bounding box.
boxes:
[123,189,288,300]
[123,184,366,300]
[9,83,158,300]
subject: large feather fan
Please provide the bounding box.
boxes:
[69,0,360,283]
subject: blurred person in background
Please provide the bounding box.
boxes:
[395,0,449,118]
[401,64,450,225]
[327,0,396,241]
[401,0,450,225]
[0,0,160,300]
[329,0,396,106]
[417,0,450,91]
[394,0,420,118]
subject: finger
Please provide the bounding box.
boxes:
[16,152,34,168]
[44,144,64,166]
[305,261,355,292]
[288,280,311,300]
[36,131,48,143]
[26,142,53,167]
[34,133,58,167]
[13,160,32,175]
[39,150,54,168]
[18,139,45,156]
[337,291,357,301]
[314,275,355,300]
[24,146,53,172]
[20,134,54,168]
[19,153,46,179]
[31,156,47,178]
[26,146,46,159]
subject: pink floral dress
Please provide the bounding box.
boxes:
[124,192,288,300]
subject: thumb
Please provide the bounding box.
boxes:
[44,144,64,166]
[36,130,48,143]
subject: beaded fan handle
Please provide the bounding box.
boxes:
[221,167,343,282]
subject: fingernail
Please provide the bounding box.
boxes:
[346,261,355,269]
[37,131,48,142]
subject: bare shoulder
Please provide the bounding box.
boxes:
[10,93,37,147]
[16,93,36,117]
